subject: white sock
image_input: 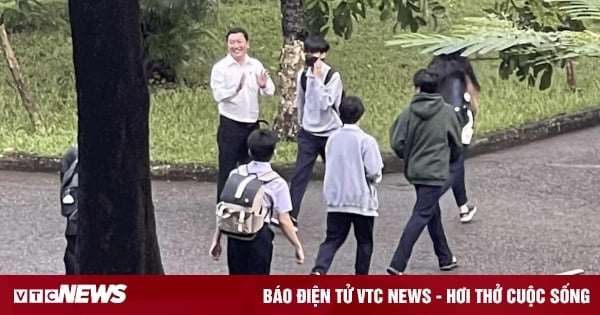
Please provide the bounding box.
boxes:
[459,205,469,213]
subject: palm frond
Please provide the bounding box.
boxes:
[385,15,600,61]
[546,0,600,21]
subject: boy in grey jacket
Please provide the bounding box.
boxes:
[310,95,384,275]
[287,36,344,231]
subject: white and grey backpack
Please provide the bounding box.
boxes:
[216,165,279,240]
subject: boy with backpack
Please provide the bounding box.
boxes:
[287,35,345,231]
[310,95,384,275]
[209,129,304,274]
[59,145,79,275]
[387,69,463,275]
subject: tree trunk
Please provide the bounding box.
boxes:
[68,0,164,274]
[0,23,43,131]
[566,59,576,92]
[274,0,305,141]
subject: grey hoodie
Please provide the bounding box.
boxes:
[295,62,343,136]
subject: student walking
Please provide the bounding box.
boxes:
[310,95,384,275]
[387,69,463,275]
[209,129,304,275]
[210,27,275,204]
[288,36,344,230]
[427,51,480,223]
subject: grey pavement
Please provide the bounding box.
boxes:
[1,126,599,275]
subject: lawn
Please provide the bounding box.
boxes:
[0,0,599,166]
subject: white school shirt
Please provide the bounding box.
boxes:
[210,54,275,123]
[230,161,292,223]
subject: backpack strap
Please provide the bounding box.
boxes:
[236,164,250,176]
[61,158,79,191]
[301,68,336,92]
[300,69,307,92]
[324,68,336,85]
[258,170,280,183]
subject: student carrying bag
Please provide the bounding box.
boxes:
[215,165,280,240]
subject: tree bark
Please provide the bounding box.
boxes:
[0,23,43,131]
[566,59,576,92]
[68,0,164,274]
[274,0,305,141]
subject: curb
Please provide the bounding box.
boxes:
[1,106,599,182]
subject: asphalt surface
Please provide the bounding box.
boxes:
[1,126,599,275]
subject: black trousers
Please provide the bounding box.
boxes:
[312,212,375,275]
[216,115,258,203]
[64,234,79,275]
[227,226,274,275]
[289,128,328,219]
[389,184,454,272]
[441,152,468,207]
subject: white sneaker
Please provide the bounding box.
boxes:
[440,256,458,271]
[459,205,477,223]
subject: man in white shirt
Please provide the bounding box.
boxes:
[210,27,275,203]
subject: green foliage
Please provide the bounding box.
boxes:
[0,0,66,33]
[2,1,600,165]
[386,0,600,90]
[304,0,448,39]
[393,0,447,32]
[140,0,220,87]
[485,0,585,90]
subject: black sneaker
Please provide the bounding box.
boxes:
[440,256,458,271]
[386,266,403,275]
[459,205,477,223]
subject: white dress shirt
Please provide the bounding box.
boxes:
[210,54,275,123]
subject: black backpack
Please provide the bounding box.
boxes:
[437,72,474,127]
[300,68,346,102]
[60,158,79,236]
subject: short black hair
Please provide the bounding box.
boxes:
[413,69,439,93]
[247,129,278,162]
[304,36,330,53]
[427,52,481,92]
[339,95,364,124]
[226,27,248,41]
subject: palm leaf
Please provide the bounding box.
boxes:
[546,0,600,21]
[386,15,600,61]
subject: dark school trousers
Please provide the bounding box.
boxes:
[64,234,79,275]
[312,212,375,275]
[389,184,454,272]
[289,128,328,219]
[226,226,275,275]
[442,152,468,207]
[216,115,258,203]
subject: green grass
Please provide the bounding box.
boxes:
[1,0,599,166]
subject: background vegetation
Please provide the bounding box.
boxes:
[0,0,598,165]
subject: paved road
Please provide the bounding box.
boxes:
[1,127,599,275]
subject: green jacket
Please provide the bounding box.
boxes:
[389,93,463,186]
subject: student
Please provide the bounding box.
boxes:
[427,52,480,223]
[288,36,344,230]
[59,145,79,275]
[210,27,275,204]
[310,95,383,275]
[387,69,463,275]
[209,129,304,275]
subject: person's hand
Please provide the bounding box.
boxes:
[295,245,305,264]
[313,59,323,79]
[257,70,269,88]
[236,73,246,92]
[209,240,222,261]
